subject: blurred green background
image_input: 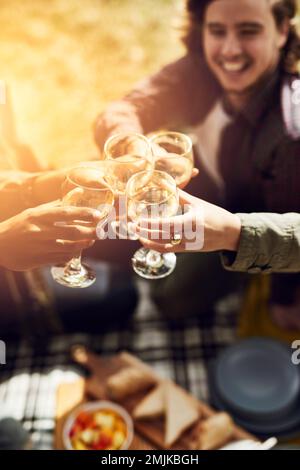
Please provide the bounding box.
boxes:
[0,0,184,167]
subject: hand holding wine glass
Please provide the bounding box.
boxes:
[126,170,179,279]
[0,200,99,271]
[135,189,242,254]
[51,166,114,288]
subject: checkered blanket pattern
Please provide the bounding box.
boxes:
[0,281,238,449]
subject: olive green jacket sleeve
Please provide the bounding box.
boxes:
[221,213,300,273]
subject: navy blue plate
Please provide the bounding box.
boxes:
[208,338,300,437]
[214,338,300,422]
[209,375,300,437]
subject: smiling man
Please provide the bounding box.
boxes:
[94,0,300,327]
[202,0,289,109]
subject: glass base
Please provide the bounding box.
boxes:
[132,248,176,280]
[51,263,96,288]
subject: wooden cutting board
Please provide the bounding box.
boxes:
[55,349,256,450]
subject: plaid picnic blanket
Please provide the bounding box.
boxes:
[0,281,238,450]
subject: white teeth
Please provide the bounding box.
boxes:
[222,62,245,72]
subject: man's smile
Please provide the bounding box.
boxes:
[217,59,252,75]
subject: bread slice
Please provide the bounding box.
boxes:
[133,380,200,447]
[106,366,156,400]
[197,412,234,450]
[164,381,200,447]
[133,382,165,419]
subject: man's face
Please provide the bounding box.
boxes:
[203,0,288,94]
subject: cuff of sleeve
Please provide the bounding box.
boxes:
[221,214,258,272]
[220,213,295,274]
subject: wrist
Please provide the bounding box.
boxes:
[21,173,40,208]
[32,169,65,205]
[224,213,242,251]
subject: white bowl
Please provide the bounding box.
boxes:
[63,401,134,450]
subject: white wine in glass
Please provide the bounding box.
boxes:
[103,132,153,238]
[51,166,114,288]
[150,132,194,187]
[104,133,153,195]
[126,170,179,279]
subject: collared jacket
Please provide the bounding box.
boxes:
[94,54,300,273]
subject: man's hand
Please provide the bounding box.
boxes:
[0,201,103,271]
[31,161,105,205]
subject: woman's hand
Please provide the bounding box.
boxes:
[0,201,103,271]
[134,190,242,253]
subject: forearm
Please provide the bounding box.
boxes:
[199,201,242,252]
[0,170,31,183]
[0,169,65,221]
[0,173,36,220]
[221,212,300,273]
[218,212,242,252]
[94,55,217,152]
[94,101,144,152]
[0,219,12,269]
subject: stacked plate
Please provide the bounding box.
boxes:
[208,337,300,438]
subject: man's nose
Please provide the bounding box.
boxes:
[221,33,243,57]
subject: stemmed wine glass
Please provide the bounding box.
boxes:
[51,166,114,288]
[104,132,153,194]
[150,131,194,187]
[126,170,179,279]
[103,132,153,237]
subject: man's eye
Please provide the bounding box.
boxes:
[239,29,260,36]
[209,29,226,37]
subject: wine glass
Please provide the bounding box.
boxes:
[51,166,114,288]
[103,132,153,194]
[150,131,194,187]
[126,170,179,279]
[103,132,153,237]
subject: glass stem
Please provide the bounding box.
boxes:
[64,252,82,275]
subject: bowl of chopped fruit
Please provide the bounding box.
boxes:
[63,401,134,450]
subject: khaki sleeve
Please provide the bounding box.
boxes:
[221,213,300,273]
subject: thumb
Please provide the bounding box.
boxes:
[192,168,199,178]
[33,199,62,210]
[178,189,199,205]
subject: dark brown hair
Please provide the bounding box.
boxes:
[182,0,300,73]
